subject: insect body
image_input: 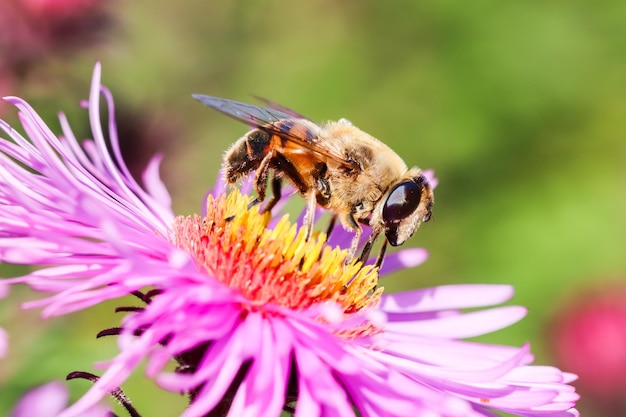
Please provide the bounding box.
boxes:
[193,95,434,267]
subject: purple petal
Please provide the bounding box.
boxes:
[10,382,68,417]
[385,306,527,338]
[377,248,429,276]
[422,169,438,189]
[142,153,172,212]
[380,284,515,313]
[9,382,109,417]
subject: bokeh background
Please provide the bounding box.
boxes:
[1,1,626,415]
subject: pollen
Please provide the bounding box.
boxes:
[171,190,382,315]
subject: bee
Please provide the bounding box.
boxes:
[193,95,434,268]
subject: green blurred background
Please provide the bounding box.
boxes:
[1,1,626,415]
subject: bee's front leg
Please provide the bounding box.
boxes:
[357,229,381,266]
[343,213,362,265]
[325,214,337,240]
[260,176,282,214]
[252,149,277,205]
[303,192,317,241]
[374,238,388,269]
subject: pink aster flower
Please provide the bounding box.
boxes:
[0,63,578,417]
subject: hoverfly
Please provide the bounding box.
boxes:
[193,95,433,268]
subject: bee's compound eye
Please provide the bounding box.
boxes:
[382,181,422,223]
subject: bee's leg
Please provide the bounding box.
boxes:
[260,176,282,214]
[226,197,260,221]
[344,213,362,265]
[364,237,388,291]
[374,238,388,269]
[347,230,362,265]
[252,149,276,204]
[325,214,337,240]
[303,192,317,241]
[246,197,261,211]
[357,229,381,265]
[358,217,371,227]
[226,197,259,221]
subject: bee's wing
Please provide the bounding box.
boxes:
[193,95,359,171]
[252,96,310,120]
[193,94,292,126]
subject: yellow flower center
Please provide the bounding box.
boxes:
[171,190,382,315]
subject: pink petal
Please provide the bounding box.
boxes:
[380,284,515,313]
[385,306,527,338]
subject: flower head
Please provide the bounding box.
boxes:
[0,63,579,417]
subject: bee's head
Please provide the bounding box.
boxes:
[382,172,433,246]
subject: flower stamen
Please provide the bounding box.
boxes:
[171,190,383,313]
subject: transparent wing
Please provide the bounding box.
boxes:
[252,96,310,120]
[192,95,359,171]
[193,95,294,126]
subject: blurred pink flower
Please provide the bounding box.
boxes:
[20,0,102,17]
[0,0,113,77]
[550,282,626,405]
[0,63,579,417]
